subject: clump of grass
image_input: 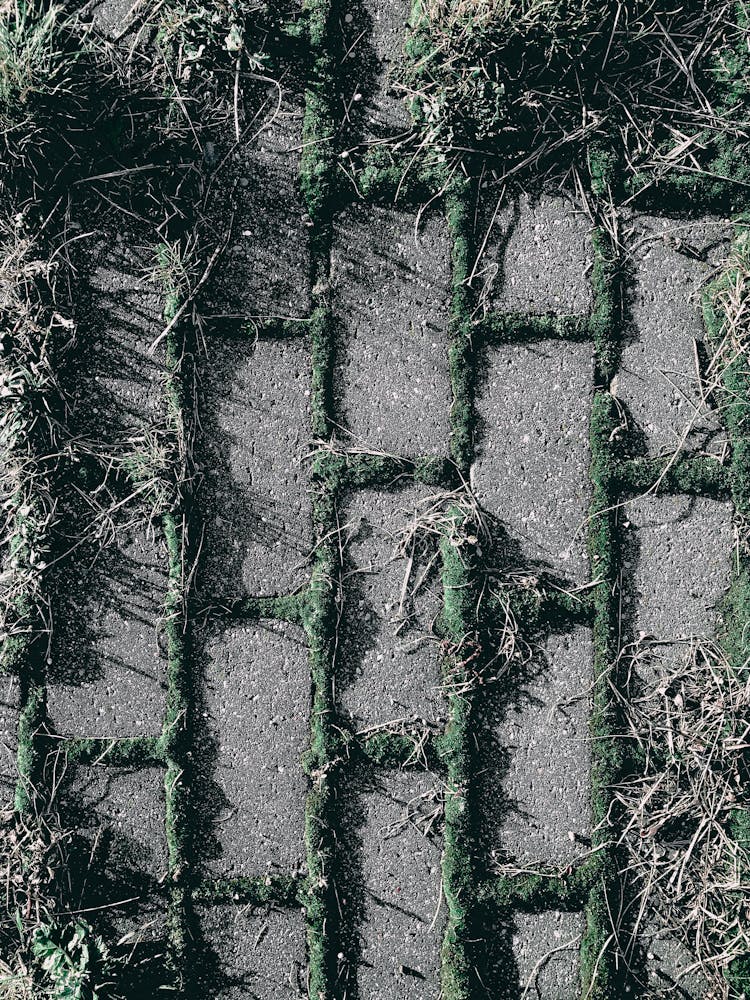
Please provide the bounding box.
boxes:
[609,638,750,993]
[0,2,79,162]
[403,0,748,188]
[0,219,65,674]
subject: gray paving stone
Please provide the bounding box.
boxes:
[66,227,166,445]
[197,905,307,1000]
[61,765,168,950]
[476,192,593,316]
[479,910,584,999]
[332,205,452,457]
[89,0,136,37]
[47,523,167,737]
[342,770,444,1000]
[202,621,309,876]
[514,911,584,1000]
[197,336,312,599]
[473,340,593,583]
[202,82,310,322]
[623,496,734,666]
[617,216,729,458]
[0,674,19,807]
[477,628,593,867]
[642,920,710,1000]
[340,0,411,144]
[339,486,446,730]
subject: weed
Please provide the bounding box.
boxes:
[403,0,749,189]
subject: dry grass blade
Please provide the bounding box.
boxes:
[608,637,750,994]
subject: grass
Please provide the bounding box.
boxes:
[402,0,750,190]
[610,638,750,993]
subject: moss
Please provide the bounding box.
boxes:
[477,854,601,912]
[701,219,750,992]
[64,736,164,768]
[192,873,302,908]
[477,312,590,345]
[590,226,620,387]
[445,176,475,475]
[616,455,731,498]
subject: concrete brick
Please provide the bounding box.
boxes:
[339,486,446,730]
[61,766,168,941]
[66,227,166,445]
[642,921,710,1000]
[197,336,312,599]
[202,621,309,876]
[618,216,729,458]
[476,192,593,315]
[197,905,307,1000]
[202,82,310,321]
[0,674,19,807]
[338,770,444,999]
[48,523,167,738]
[473,340,593,582]
[340,0,411,144]
[483,910,584,1000]
[332,205,452,457]
[623,496,734,664]
[477,628,593,867]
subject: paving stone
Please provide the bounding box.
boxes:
[477,628,593,867]
[617,216,729,458]
[0,674,19,807]
[473,340,593,583]
[338,770,444,999]
[89,0,137,36]
[201,621,309,876]
[476,192,593,315]
[197,336,312,599]
[642,920,710,1000]
[61,765,168,952]
[623,496,734,673]
[202,80,310,322]
[332,204,452,457]
[339,486,445,730]
[340,0,411,144]
[66,226,166,445]
[197,905,307,1000]
[47,523,167,738]
[482,910,585,1000]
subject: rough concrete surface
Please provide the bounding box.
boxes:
[477,627,593,867]
[197,905,307,1000]
[476,192,593,315]
[66,226,166,444]
[509,911,584,1000]
[62,766,168,943]
[332,204,452,456]
[197,336,312,599]
[201,621,309,876]
[618,216,729,458]
[0,674,19,806]
[642,920,710,1000]
[340,0,412,144]
[202,81,311,322]
[473,340,594,583]
[47,522,167,738]
[339,485,446,730]
[481,910,584,1000]
[624,495,733,653]
[339,769,444,1000]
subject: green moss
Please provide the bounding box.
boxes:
[616,455,731,498]
[477,311,590,344]
[192,873,302,908]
